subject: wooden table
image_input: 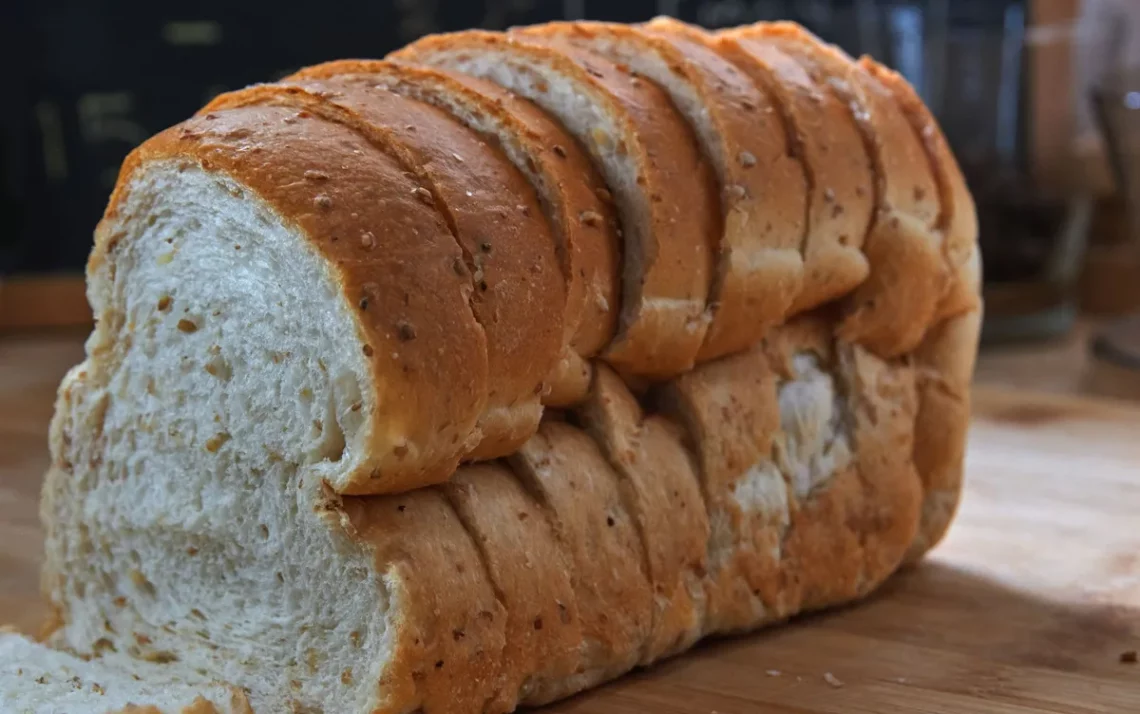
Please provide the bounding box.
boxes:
[2,334,1138,712]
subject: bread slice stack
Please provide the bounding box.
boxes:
[16,17,980,714]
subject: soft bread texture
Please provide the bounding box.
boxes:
[392,30,719,379]
[0,631,250,714]
[519,20,807,361]
[726,22,945,358]
[287,60,621,406]
[89,102,488,496]
[202,80,564,462]
[44,316,926,714]
[34,19,980,714]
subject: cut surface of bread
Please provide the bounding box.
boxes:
[520,20,807,361]
[87,103,490,496]
[0,631,250,714]
[45,315,926,714]
[288,59,621,406]
[393,30,718,379]
[202,79,565,462]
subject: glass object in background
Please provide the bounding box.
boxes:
[902,0,1093,343]
[1087,68,1140,398]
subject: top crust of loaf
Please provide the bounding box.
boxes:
[289,60,621,407]
[520,20,807,362]
[93,103,488,495]
[861,58,980,320]
[393,30,718,379]
[732,23,945,358]
[291,60,621,359]
[710,24,873,315]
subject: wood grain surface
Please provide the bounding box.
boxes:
[1,334,1138,712]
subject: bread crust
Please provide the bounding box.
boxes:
[712,27,873,314]
[94,104,487,495]
[861,58,980,321]
[731,23,944,358]
[343,488,506,714]
[506,421,652,703]
[204,80,565,463]
[857,60,982,558]
[527,20,807,362]
[289,60,620,406]
[394,30,717,379]
[577,366,709,662]
[440,462,582,713]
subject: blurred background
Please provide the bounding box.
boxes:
[3,0,1140,399]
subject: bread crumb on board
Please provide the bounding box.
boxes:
[823,672,844,688]
[1121,650,1138,664]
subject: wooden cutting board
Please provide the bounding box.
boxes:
[2,336,1138,713]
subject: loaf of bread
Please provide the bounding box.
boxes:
[27,17,980,714]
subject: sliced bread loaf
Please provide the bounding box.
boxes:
[37,19,980,714]
[393,30,718,379]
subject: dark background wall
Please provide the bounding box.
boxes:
[1,0,1026,277]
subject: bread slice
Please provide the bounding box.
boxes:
[203,80,565,462]
[393,30,718,379]
[39,20,979,714]
[857,59,982,558]
[519,20,806,361]
[575,366,709,662]
[438,462,581,712]
[288,60,621,406]
[655,315,922,632]
[726,23,944,358]
[507,421,652,703]
[861,58,979,321]
[0,631,250,714]
[710,23,873,314]
[85,102,491,496]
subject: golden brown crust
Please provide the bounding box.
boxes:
[861,58,980,321]
[343,488,506,714]
[506,421,651,703]
[441,462,581,712]
[576,366,709,662]
[760,317,922,615]
[534,19,807,362]
[394,30,717,379]
[96,104,486,495]
[856,60,981,560]
[654,345,781,633]
[733,23,944,358]
[205,79,564,462]
[713,28,873,314]
[289,60,620,406]
[906,298,982,562]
